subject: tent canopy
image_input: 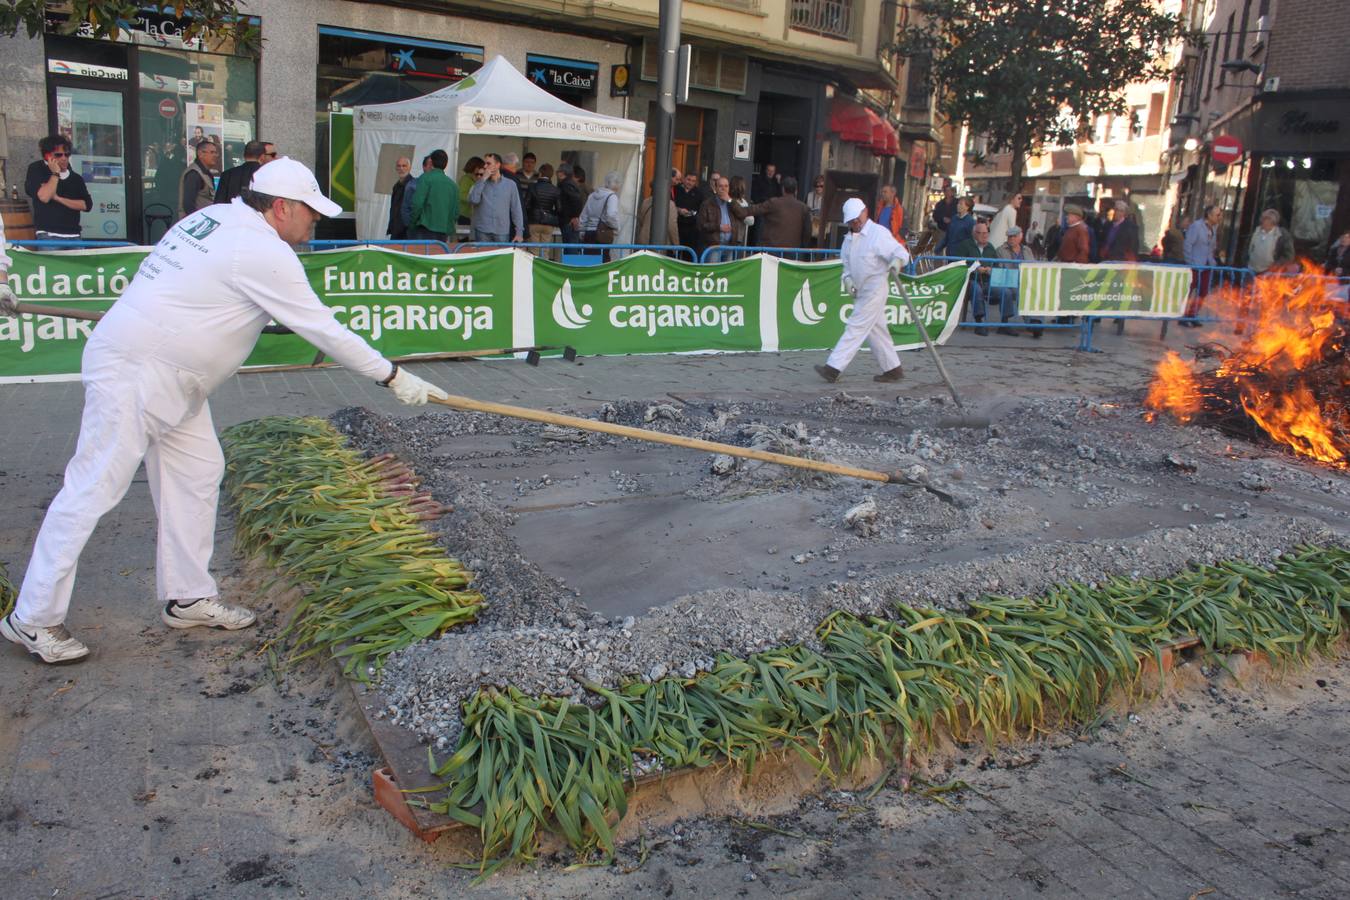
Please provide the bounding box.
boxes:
[352,56,646,242]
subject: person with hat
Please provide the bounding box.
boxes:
[996,225,1041,337]
[0,158,449,665]
[1056,203,1092,264]
[814,197,910,384]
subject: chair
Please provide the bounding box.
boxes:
[144,203,174,243]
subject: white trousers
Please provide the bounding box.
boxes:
[16,340,223,627]
[826,282,901,374]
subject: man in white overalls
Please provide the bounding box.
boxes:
[815,197,910,384]
[1,159,448,665]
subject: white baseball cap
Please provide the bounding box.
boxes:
[842,197,866,224]
[249,157,342,217]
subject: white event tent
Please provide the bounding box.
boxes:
[352,55,646,244]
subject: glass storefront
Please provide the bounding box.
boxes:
[1251,157,1347,258]
[315,25,482,228]
[42,17,258,243]
[138,47,258,234]
[56,85,127,238]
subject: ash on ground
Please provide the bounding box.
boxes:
[327,392,1349,752]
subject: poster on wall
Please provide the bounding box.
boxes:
[185,102,224,151]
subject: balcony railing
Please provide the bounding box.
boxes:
[790,0,854,40]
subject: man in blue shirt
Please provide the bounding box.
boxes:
[466,153,524,243]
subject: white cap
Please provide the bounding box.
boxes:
[249,157,342,218]
[842,197,866,224]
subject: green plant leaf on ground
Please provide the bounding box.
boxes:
[220,416,483,680]
[426,544,1350,877]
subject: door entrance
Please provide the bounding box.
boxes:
[755,92,809,186]
[54,85,130,240]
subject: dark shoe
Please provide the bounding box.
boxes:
[813,364,841,383]
[872,365,904,383]
[1031,328,1043,339]
[1003,327,1022,336]
[974,326,990,336]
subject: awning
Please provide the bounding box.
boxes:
[874,119,899,157]
[829,98,875,144]
[830,98,899,157]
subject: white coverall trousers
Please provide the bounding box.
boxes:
[826,277,901,374]
[15,334,222,627]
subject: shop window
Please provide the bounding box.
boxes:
[904,53,931,109]
[1146,93,1165,136]
[42,19,259,242]
[315,26,483,214]
[139,47,258,221]
[640,40,746,95]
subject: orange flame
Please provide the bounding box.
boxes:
[1145,351,1201,423]
[1145,261,1347,466]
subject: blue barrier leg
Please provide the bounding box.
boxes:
[1077,317,1101,353]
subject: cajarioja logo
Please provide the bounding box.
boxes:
[551,279,593,328]
[791,279,827,325]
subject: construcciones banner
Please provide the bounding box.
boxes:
[1018,262,1191,317]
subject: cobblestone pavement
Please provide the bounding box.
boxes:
[2,329,1347,897]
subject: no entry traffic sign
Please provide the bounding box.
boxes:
[1212,134,1244,166]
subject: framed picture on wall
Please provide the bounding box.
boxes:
[733,130,751,161]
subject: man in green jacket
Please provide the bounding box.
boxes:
[408,149,458,243]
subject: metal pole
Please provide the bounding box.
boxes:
[650,0,682,246]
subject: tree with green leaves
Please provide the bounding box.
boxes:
[2,1,256,51]
[897,1,1192,193]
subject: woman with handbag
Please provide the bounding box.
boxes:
[579,171,622,260]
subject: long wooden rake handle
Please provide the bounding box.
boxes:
[15,301,103,322]
[15,302,294,334]
[428,393,895,483]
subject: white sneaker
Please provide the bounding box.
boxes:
[1,613,91,664]
[161,598,257,630]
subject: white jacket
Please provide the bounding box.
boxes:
[91,199,389,406]
[841,219,910,299]
[989,203,1017,248]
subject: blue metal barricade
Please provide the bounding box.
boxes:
[698,246,839,264]
[11,239,136,250]
[305,239,452,254]
[453,241,697,263]
[912,254,1084,343]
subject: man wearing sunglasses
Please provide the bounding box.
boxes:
[25,135,93,240]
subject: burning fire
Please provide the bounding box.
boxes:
[1145,262,1347,466]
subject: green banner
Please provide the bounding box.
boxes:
[1,247,516,379]
[329,110,355,214]
[0,246,144,379]
[532,252,762,355]
[774,259,968,351]
[2,248,975,382]
[1019,262,1191,317]
[291,246,515,361]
